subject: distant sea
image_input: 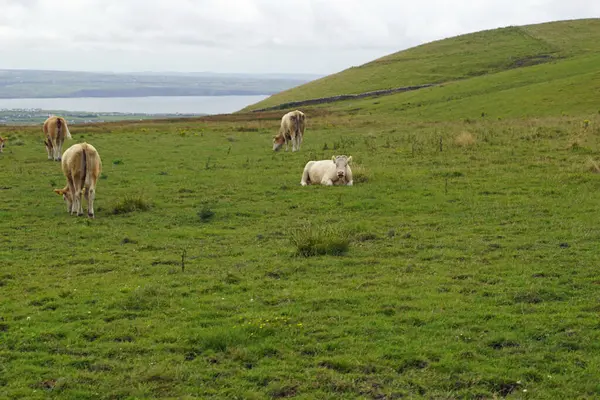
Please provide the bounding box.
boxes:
[0,95,269,115]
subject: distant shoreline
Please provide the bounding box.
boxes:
[0,93,275,100]
[0,95,267,123]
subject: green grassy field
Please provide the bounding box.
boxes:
[2,107,600,398]
[2,17,600,399]
[245,18,600,111]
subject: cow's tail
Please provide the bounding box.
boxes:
[80,144,88,197]
[84,144,99,192]
[50,117,61,148]
[61,118,72,140]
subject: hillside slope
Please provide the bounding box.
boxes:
[305,52,600,121]
[244,18,600,111]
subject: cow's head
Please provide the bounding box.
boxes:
[272,134,285,151]
[53,187,73,212]
[0,137,5,153]
[332,155,352,178]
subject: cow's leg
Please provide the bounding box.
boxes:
[66,176,76,214]
[76,186,84,216]
[321,178,334,186]
[56,139,63,161]
[45,140,53,160]
[86,187,95,218]
[53,140,60,161]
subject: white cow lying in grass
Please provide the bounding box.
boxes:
[53,142,102,218]
[301,155,353,186]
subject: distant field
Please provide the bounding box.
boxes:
[0,109,205,126]
[0,70,316,99]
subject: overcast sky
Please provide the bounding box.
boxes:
[0,0,598,75]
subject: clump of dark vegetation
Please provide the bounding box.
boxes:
[112,195,152,215]
[198,206,215,222]
[289,222,350,257]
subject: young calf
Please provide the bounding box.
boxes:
[0,136,6,153]
[43,116,72,161]
[301,155,353,186]
[53,143,102,218]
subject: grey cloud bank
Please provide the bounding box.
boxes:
[1,0,598,74]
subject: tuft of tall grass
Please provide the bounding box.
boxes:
[585,157,600,173]
[351,162,371,183]
[112,195,152,215]
[289,222,350,257]
[455,132,476,147]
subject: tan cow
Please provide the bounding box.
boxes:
[0,136,6,153]
[273,110,306,152]
[301,155,353,186]
[43,116,72,161]
[53,142,102,218]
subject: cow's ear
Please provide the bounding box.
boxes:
[347,156,352,163]
[332,156,336,162]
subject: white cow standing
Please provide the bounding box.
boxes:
[301,155,353,186]
[273,110,306,152]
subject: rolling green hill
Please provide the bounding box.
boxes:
[244,18,600,112]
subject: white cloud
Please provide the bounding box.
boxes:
[0,0,598,74]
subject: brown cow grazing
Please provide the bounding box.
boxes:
[0,136,6,153]
[273,110,306,152]
[43,116,72,161]
[53,143,102,218]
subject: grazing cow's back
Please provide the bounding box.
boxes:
[43,116,72,161]
[273,110,306,152]
[301,155,353,186]
[54,142,102,218]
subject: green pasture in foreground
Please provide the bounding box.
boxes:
[1,109,600,398]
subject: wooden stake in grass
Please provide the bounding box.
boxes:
[181,249,187,272]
